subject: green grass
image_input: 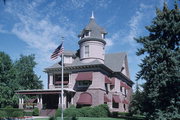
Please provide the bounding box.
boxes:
[78,117,125,120]
[35,117,126,120]
[34,118,49,120]
[34,116,144,120]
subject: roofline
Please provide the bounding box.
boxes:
[44,63,134,85]
[78,37,106,45]
[44,64,106,73]
[114,72,134,85]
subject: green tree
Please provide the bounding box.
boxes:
[129,82,144,115]
[0,52,17,107]
[135,2,180,120]
[14,54,43,89]
[0,52,43,107]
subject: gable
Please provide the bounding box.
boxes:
[104,52,126,72]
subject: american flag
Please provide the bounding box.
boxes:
[51,42,64,60]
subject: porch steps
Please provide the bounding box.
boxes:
[40,109,56,116]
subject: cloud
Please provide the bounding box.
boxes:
[4,1,78,88]
[105,38,113,47]
[6,1,76,59]
[0,24,9,34]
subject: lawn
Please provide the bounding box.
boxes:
[35,117,126,120]
[78,117,125,120]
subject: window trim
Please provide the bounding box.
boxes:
[84,45,89,57]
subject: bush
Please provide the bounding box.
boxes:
[64,104,110,118]
[32,108,39,116]
[24,111,33,116]
[5,106,13,109]
[49,116,57,120]
[0,108,24,117]
[55,109,62,117]
[64,108,78,117]
[111,112,118,118]
[0,110,7,117]
[118,112,130,117]
[12,111,24,117]
[55,104,110,118]
[96,104,109,117]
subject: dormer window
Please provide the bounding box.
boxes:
[85,31,90,37]
[102,34,105,39]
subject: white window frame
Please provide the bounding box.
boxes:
[84,45,89,57]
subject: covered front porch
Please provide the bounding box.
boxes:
[16,88,75,110]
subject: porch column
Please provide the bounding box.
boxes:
[19,97,24,109]
[71,93,74,105]
[37,95,43,110]
[37,96,40,103]
[58,93,66,109]
[49,74,54,89]
[58,94,61,108]
[63,93,66,108]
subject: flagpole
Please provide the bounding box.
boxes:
[61,37,64,120]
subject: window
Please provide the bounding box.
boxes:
[110,85,114,90]
[112,102,119,108]
[85,31,90,37]
[120,86,123,92]
[77,81,91,87]
[102,34,105,39]
[85,45,89,57]
[105,84,108,94]
[54,74,69,85]
[123,104,126,111]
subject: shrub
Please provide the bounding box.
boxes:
[24,111,33,116]
[64,108,78,117]
[5,106,13,109]
[96,104,109,117]
[55,109,62,117]
[32,108,39,116]
[12,111,24,117]
[0,110,7,117]
[118,112,130,117]
[56,104,110,118]
[0,108,24,117]
[49,116,57,120]
[84,104,109,117]
[111,112,118,118]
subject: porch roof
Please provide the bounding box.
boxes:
[16,88,75,95]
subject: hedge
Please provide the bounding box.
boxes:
[0,110,7,118]
[56,104,110,118]
[0,108,24,117]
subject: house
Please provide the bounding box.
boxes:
[16,13,134,113]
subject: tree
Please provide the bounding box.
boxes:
[129,82,144,115]
[0,52,17,107]
[135,2,180,120]
[14,54,43,90]
[0,52,43,108]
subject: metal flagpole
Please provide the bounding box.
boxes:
[61,37,64,120]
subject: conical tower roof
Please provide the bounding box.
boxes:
[78,13,107,44]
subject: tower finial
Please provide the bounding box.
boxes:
[91,11,94,19]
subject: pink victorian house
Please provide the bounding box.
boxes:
[16,14,133,115]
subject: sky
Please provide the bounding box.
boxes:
[0,0,177,89]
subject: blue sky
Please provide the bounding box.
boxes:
[0,0,176,89]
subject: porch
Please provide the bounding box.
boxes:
[16,88,75,110]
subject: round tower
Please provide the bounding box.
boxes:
[78,12,107,63]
